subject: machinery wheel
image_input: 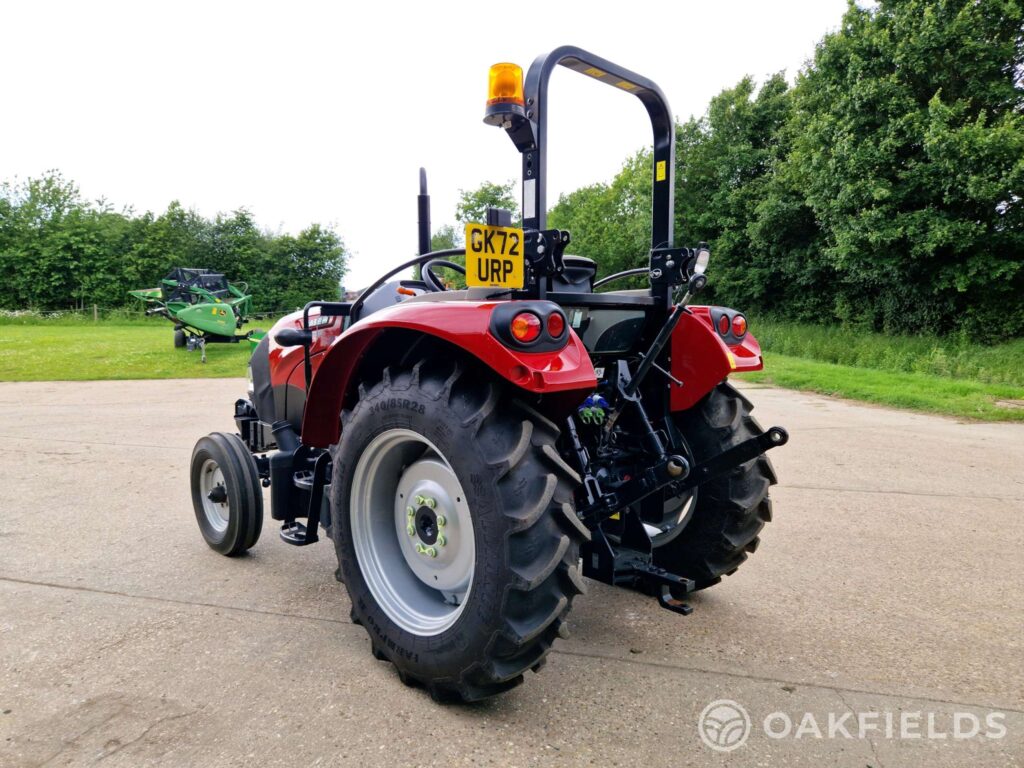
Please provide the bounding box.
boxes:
[331,357,588,701]
[190,432,263,555]
[653,382,776,590]
[174,328,186,348]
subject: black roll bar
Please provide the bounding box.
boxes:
[510,46,675,252]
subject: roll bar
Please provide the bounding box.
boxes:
[503,46,676,252]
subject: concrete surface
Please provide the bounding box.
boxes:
[0,378,1022,767]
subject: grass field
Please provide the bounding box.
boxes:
[2,316,1022,422]
[731,319,1024,422]
[0,321,260,380]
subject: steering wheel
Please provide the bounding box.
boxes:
[422,259,466,292]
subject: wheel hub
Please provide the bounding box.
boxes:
[349,429,475,636]
[198,459,230,533]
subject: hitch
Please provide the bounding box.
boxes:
[582,508,698,616]
[677,426,789,492]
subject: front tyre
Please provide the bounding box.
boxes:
[331,358,588,701]
[190,432,264,555]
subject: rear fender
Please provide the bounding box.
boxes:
[669,306,763,411]
[301,300,596,447]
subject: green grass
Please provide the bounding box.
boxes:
[2,315,1022,423]
[738,353,1024,422]
[0,321,265,381]
[748,318,1024,387]
[734,319,1024,421]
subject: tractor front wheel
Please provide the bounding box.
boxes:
[331,357,588,701]
[174,328,186,348]
[190,432,264,555]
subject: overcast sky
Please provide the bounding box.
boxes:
[2,0,850,289]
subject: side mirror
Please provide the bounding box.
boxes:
[692,246,711,276]
[275,328,312,347]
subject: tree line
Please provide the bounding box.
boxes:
[548,0,1023,340]
[0,172,347,313]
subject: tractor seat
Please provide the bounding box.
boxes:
[551,255,596,293]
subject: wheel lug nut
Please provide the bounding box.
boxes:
[436,515,446,527]
[424,497,437,509]
[414,495,426,506]
[437,534,447,547]
[406,505,415,517]
[407,523,416,537]
[415,542,427,555]
[426,546,437,558]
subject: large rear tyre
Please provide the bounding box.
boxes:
[653,382,776,590]
[331,357,588,701]
[190,432,264,555]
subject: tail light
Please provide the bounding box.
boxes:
[717,314,731,336]
[546,311,566,338]
[731,314,747,337]
[490,303,570,351]
[510,312,542,343]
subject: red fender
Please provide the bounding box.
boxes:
[670,306,763,411]
[300,301,597,447]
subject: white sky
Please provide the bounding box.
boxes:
[1,0,848,289]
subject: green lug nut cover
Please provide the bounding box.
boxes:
[414,495,426,506]
[426,546,437,558]
[437,534,447,547]
[407,523,416,537]
[436,514,446,527]
[424,497,437,509]
[406,506,415,517]
[415,542,427,554]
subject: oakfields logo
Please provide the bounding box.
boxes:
[698,699,1007,751]
[698,700,751,752]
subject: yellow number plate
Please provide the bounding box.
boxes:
[464,223,525,289]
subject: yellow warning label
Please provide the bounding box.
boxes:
[656,160,666,182]
[583,67,606,78]
[614,80,637,91]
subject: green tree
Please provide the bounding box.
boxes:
[783,0,1024,337]
[455,180,520,225]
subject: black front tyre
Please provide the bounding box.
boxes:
[331,357,588,702]
[653,382,777,589]
[190,432,264,555]
[174,328,186,348]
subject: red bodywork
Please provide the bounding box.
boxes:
[266,300,762,447]
[669,306,763,411]
[292,301,598,448]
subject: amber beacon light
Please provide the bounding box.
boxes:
[483,62,526,127]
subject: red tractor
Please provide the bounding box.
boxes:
[190,46,787,702]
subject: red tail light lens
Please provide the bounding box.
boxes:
[731,314,747,337]
[547,312,565,338]
[511,312,542,342]
[717,314,730,336]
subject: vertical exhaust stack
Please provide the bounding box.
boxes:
[417,168,431,256]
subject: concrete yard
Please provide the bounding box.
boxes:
[0,378,1022,767]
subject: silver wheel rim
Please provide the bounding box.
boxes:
[199,458,230,533]
[350,429,475,636]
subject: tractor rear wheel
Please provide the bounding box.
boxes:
[330,357,588,701]
[190,432,264,555]
[652,382,776,590]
